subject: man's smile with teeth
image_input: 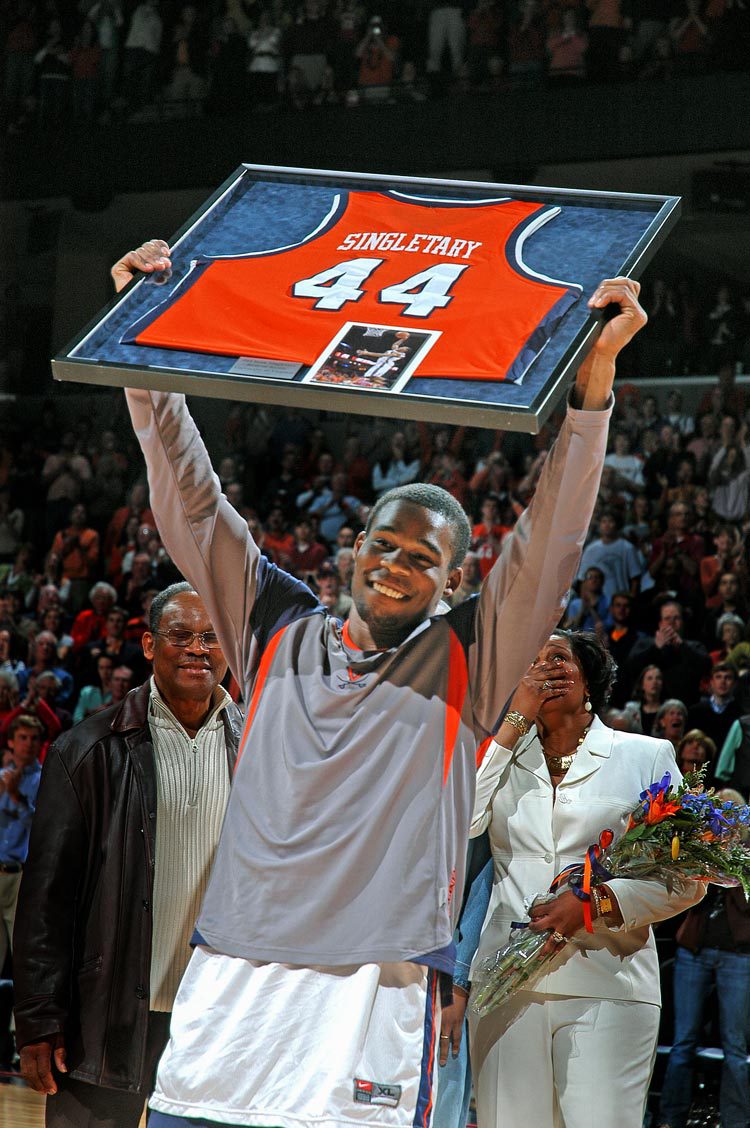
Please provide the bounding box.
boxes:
[371,582,408,600]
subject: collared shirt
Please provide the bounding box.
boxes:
[148,677,232,1011]
[0,760,41,864]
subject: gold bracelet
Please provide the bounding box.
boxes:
[592,886,614,921]
[597,886,614,916]
[591,886,601,919]
[504,710,531,736]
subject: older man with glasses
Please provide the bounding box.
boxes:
[13,581,243,1128]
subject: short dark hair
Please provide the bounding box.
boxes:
[8,713,44,740]
[658,597,683,619]
[551,629,617,713]
[149,582,196,632]
[365,484,471,569]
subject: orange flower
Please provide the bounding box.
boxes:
[643,794,681,825]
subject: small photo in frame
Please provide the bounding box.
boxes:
[302,322,440,394]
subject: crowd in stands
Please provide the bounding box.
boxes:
[3,355,750,797]
[2,0,750,130]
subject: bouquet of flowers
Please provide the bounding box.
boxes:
[471,771,750,1018]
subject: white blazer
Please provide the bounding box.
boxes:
[470,715,705,1005]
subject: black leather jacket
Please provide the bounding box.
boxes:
[13,680,242,1091]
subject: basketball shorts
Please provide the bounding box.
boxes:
[148,946,441,1128]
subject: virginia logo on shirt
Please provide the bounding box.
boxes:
[334,667,371,691]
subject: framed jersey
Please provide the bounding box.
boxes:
[53,165,680,433]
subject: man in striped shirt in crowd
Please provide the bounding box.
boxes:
[13,582,243,1128]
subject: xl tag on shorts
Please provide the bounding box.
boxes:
[353,1078,402,1107]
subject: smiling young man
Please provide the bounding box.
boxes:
[112,240,646,1128]
[349,485,468,647]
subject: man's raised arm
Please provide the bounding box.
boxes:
[115,241,261,688]
[570,278,646,411]
[469,278,647,732]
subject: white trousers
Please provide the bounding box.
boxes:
[469,992,660,1128]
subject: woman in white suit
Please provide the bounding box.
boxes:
[468,630,706,1128]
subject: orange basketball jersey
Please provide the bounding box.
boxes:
[125,191,581,383]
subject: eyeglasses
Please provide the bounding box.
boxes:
[154,629,222,650]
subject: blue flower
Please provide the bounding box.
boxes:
[639,773,673,812]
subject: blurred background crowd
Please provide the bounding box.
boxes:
[4,337,750,787]
[1,0,749,131]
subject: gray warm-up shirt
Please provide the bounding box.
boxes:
[126,389,611,971]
